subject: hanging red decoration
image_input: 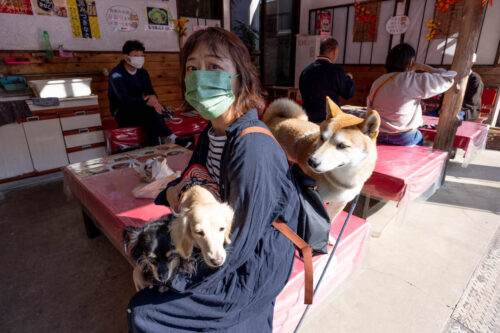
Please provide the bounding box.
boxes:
[353,1,378,40]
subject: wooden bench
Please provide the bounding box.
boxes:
[265,86,299,102]
[63,144,369,331]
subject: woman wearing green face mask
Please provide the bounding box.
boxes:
[127,28,303,332]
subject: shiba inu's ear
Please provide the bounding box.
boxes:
[325,96,343,120]
[221,203,234,244]
[169,215,194,259]
[123,226,143,254]
[360,110,381,140]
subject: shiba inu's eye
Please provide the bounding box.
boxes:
[336,143,349,149]
[219,227,225,232]
[148,253,157,259]
[195,230,205,237]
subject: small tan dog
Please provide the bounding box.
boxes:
[263,97,380,220]
[169,185,234,267]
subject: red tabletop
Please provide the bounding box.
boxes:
[420,116,489,157]
[362,145,448,204]
[64,144,192,248]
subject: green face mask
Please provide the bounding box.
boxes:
[184,70,237,120]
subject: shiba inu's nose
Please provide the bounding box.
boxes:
[308,157,320,169]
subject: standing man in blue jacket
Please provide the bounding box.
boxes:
[109,40,177,146]
[299,38,355,123]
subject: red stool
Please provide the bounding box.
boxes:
[102,118,147,154]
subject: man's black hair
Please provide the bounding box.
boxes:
[385,43,416,73]
[122,40,145,55]
[320,38,339,56]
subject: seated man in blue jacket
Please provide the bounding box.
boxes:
[108,40,177,146]
[299,38,355,123]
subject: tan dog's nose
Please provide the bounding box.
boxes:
[209,254,225,267]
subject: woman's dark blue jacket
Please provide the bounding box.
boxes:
[127,109,301,332]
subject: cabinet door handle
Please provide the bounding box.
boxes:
[26,116,40,121]
[78,128,90,133]
[81,144,92,150]
[75,111,86,116]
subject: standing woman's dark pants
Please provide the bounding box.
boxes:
[115,106,173,146]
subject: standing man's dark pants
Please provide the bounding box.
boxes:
[115,106,173,146]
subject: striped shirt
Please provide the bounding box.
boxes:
[206,128,227,184]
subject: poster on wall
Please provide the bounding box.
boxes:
[315,11,332,37]
[144,7,173,31]
[353,1,381,43]
[35,0,68,17]
[0,0,33,15]
[67,0,100,39]
[106,6,139,32]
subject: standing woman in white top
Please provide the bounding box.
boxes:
[367,43,456,146]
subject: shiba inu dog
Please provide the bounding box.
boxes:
[263,97,380,220]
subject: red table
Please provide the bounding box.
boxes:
[103,113,208,154]
[362,145,448,205]
[64,144,192,246]
[63,144,369,329]
[420,115,489,167]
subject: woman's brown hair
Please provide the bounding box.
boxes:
[180,27,265,117]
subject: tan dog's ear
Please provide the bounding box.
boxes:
[325,96,343,120]
[169,214,194,259]
[359,110,381,140]
[222,204,234,244]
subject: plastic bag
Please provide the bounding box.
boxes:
[132,157,181,199]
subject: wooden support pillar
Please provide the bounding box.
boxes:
[433,0,486,153]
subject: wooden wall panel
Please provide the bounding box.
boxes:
[0,52,183,119]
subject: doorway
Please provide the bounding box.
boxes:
[231,0,299,87]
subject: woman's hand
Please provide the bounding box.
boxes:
[166,184,181,214]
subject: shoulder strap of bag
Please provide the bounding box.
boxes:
[369,72,400,106]
[237,126,314,305]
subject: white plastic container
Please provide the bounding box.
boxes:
[28,77,92,98]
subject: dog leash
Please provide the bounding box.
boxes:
[293,194,360,333]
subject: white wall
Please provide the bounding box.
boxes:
[299,0,500,65]
[0,0,179,52]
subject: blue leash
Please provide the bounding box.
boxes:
[294,194,360,333]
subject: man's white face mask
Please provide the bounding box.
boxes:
[127,56,145,69]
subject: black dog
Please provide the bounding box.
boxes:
[123,216,196,291]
